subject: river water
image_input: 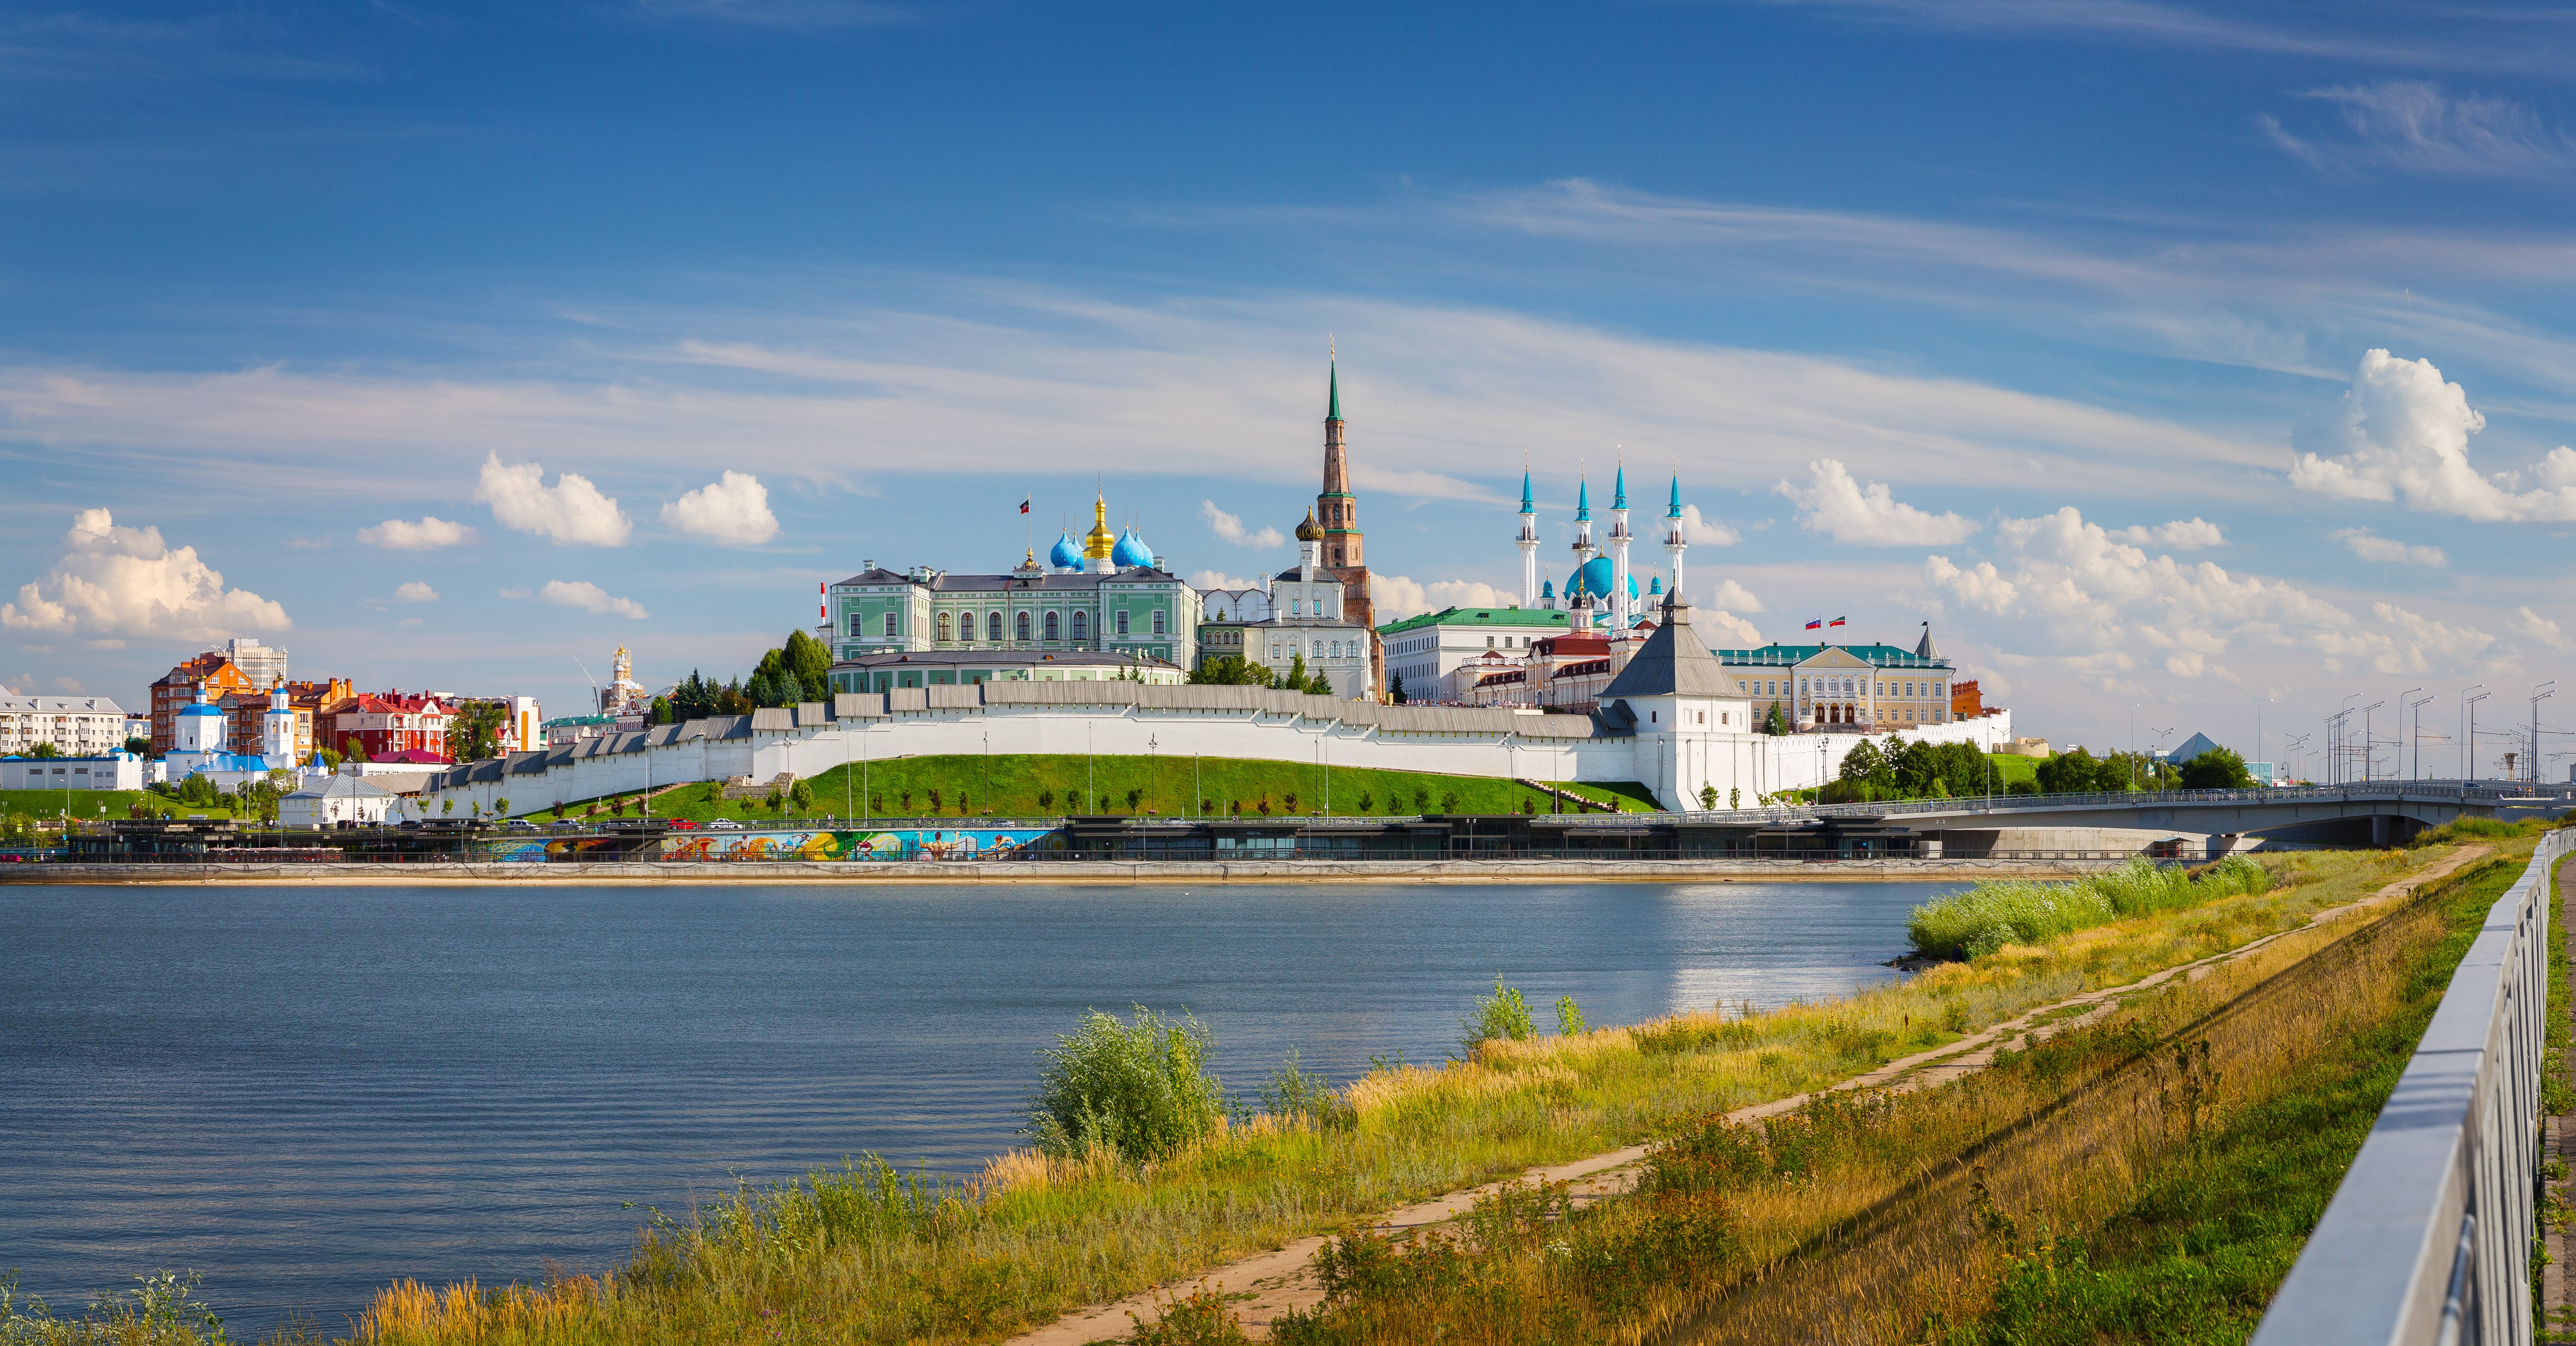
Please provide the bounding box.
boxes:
[0,878,1953,1331]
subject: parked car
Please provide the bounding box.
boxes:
[707,819,742,830]
[666,818,698,830]
[505,819,537,831]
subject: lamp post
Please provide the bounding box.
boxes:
[2358,701,2384,782]
[2466,686,2491,782]
[2532,682,2556,786]
[2404,690,2433,781]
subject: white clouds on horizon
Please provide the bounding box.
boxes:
[2291,349,2576,521]
[357,516,475,550]
[524,580,648,619]
[660,470,780,546]
[2108,518,2224,550]
[1370,574,1516,620]
[1710,578,1765,612]
[1201,500,1286,550]
[1778,459,1979,546]
[2333,527,2447,567]
[475,453,633,546]
[0,509,288,643]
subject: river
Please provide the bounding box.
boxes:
[0,877,1954,1330]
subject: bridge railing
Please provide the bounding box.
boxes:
[2250,830,2570,1346]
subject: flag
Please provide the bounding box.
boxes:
[1829,616,1846,627]
[1019,498,1031,514]
[1805,618,1823,630]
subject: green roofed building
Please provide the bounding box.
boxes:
[1712,624,1957,731]
[1377,606,1574,701]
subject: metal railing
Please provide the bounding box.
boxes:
[2251,829,2570,1346]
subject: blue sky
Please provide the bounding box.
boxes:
[4,0,2574,774]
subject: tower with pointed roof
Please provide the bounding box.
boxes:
[1662,473,1688,606]
[1607,462,1633,632]
[1516,467,1540,608]
[1572,477,1595,573]
[1314,357,1380,692]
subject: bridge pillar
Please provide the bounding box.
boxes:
[2370,815,2390,848]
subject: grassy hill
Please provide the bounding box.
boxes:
[0,789,233,823]
[511,754,1659,822]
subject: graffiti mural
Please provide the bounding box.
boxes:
[651,828,1055,862]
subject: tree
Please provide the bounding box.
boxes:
[790,779,815,813]
[2033,748,2099,795]
[1762,702,1793,736]
[1188,656,1274,687]
[495,796,511,818]
[1699,784,1718,809]
[1389,672,1407,704]
[27,742,60,759]
[781,629,834,702]
[445,700,509,763]
[343,735,369,764]
[650,696,674,725]
[316,747,342,769]
[442,797,454,816]
[2178,746,2254,790]
[122,736,151,756]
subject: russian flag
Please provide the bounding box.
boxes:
[1805,617,1823,630]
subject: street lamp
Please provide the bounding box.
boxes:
[2531,682,2556,786]
[2466,686,2491,782]
[2357,701,2384,782]
[2404,690,2434,782]
[2395,688,2420,782]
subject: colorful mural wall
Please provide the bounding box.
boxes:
[485,827,1057,863]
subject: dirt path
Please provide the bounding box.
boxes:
[1004,845,2495,1345]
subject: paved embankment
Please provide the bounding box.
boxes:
[3,857,2127,885]
[1006,843,2496,1344]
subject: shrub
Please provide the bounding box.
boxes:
[1438,790,1459,813]
[1462,976,1536,1050]
[1907,856,2271,959]
[1260,1048,1353,1130]
[1356,790,1373,811]
[1556,995,1587,1037]
[1038,789,1054,810]
[1026,1006,1226,1161]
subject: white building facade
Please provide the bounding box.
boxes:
[0,696,131,757]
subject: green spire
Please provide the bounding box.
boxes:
[1327,360,1340,422]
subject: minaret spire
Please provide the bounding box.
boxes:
[1607,449,1633,633]
[1314,345,1380,696]
[1663,471,1689,607]
[1516,456,1539,608]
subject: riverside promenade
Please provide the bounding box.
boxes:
[4,856,2123,884]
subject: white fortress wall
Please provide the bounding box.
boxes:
[419,683,2012,816]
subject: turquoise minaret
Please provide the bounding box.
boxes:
[1607,460,1633,629]
[1663,472,1689,607]
[1516,464,1539,608]
[1572,478,1595,574]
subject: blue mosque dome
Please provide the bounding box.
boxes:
[1047,532,1082,570]
[1111,527,1155,569]
[1649,575,1664,595]
[1564,556,1640,603]
[1540,579,1555,601]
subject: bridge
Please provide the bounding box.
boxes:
[1770,780,2576,853]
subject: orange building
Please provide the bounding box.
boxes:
[148,654,253,755]
[1951,679,1986,719]
[219,676,352,764]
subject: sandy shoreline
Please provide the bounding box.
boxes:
[4,857,2123,886]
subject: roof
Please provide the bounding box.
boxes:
[1327,359,1340,421]
[287,773,393,801]
[1600,592,1737,699]
[178,702,226,717]
[831,649,1181,671]
[831,568,1182,591]
[1711,642,1953,670]
[1377,607,1575,635]
[0,695,127,716]
[2165,731,2224,763]
[1915,624,1943,662]
[373,748,453,765]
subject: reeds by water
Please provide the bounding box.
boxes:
[1908,855,2270,959]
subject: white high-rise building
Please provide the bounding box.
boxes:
[223,638,286,688]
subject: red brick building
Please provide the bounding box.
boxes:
[219,677,353,765]
[325,691,455,762]
[149,654,254,755]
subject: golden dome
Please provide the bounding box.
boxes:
[1082,494,1116,559]
[1294,508,1322,542]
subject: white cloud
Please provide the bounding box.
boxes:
[0,509,288,642]
[475,453,633,546]
[2108,518,2225,550]
[1200,500,1286,550]
[1709,578,1765,612]
[2332,528,2447,567]
[526,580,649,620]
[1777,459,1979,546]
[1678,504,1740,546]
[1370,574,1518,620]
[1924,504,2492,682]
[660,470,780,546]
[2290,350,2576,521]
[1188,569,1264,592]
[2515,606,2570,651]
[2262,82,2572,178]
[397,617,424,627]
[394,581,440,602]
[1703,609,1765,646]
[357,516,475,550]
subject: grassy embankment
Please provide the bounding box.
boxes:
[296,848,2456,1346]
[1267,826,2567,1344]
[510,754,1659,822]
[0,789,234,825]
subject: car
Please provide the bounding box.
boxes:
[549,820,581,831]
[504,819,537,831]
[707,819,742,829]
[666,818,698,830]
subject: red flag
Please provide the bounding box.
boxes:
[1019,498,1031,514]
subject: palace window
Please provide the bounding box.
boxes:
[988,612,1003,641]
[937,613,953,642]
[1045,612,1061,641]
[1016,612,1032,641]
[1153,611,1165,635]
[1116,610,1130,637]
[847,612,863,638]
[1071,611,1088,641]
[883,612,898,638]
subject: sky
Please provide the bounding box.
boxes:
[3,0,2574,778]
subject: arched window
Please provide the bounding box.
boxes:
[883,612,898,638]
[1044,612,1060,641]
[988,612,1004,641]
[1016,612,1032,642]
[936,613,953,642]
[1153,610,1166,636]
[1070,611,1087,641]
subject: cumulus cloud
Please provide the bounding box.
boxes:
[2332,528,2446,567]
[1678,504,1741,546]
[1777,459,1979,546]
[2515,606,2570,651]
[660,470,780,546]
[2290,350,2576,521]
[1188,569,1264,592]
[1709,578,1765,612]
[2108,518,2225,550]
[1924,504,2490,683]
[0,509,289,642]
[357,516,475,550]
[526,580,649,619]
[395,581,440,601]
[1201,500,1286,550]
[1370,574,1517,620]
[1703,608,1764,647]
[475,453,633,546]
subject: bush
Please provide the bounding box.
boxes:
[1259,1049,1353,1130]
[1027,1006,1226,1161]
[1556,995,1587,1037]
[1907,856,2271,959]
[1462,976,1536,1050]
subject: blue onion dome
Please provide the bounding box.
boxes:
[1111,528,1154,569]
[1048,532,1082,570]
[1649,576,1664,595]
[1564,557,1640,603]
[1540,579,1555,600]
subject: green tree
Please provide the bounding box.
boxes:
[2034,748,2101,795]
[122,736,151,756]
[1186,655,1274,686]
[1699,784,1718,809]
[316,746,342,769]
[781,629,834,701]
[27,742,61,759]
[495,796,511,818]
[1762,702,1793,735]
[444,700,509,763]
[790,778,815,813]
[2178,745,2254,790]
[343,735,369,764]
[1389,672,1407,704]
[650,696,674,725]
